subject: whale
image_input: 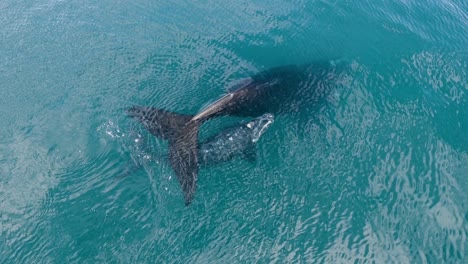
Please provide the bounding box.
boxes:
[198,113,274,166]
[121,114,273,179]
[128,62,336,205]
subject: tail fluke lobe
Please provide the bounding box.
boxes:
[127,105,200,205]
[168,121,200,206]
[127,106,193,140]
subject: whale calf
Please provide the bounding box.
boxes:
[128,62,335,205]
[121,114,273,179]
[198,113,274,166]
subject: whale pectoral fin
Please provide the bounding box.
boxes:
[127,106,193,140]
[242,145,257,163]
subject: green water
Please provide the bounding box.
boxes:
[1,0,467,263]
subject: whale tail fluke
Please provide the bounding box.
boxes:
[127,106,200,205]
[127,106,194,140]
[168,121,200,205]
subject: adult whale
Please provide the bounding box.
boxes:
[128,62,336,205]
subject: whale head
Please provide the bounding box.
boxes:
[246,113,274,143]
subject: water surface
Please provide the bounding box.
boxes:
[1,0,467,263]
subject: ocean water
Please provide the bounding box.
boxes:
[1,0,467,263]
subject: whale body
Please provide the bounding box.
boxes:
[198,113,274,166]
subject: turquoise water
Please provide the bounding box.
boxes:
[1,0,467,262]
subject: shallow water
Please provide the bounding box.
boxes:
[1,0,467,263]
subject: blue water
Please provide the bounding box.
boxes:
[1,0,467,263]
